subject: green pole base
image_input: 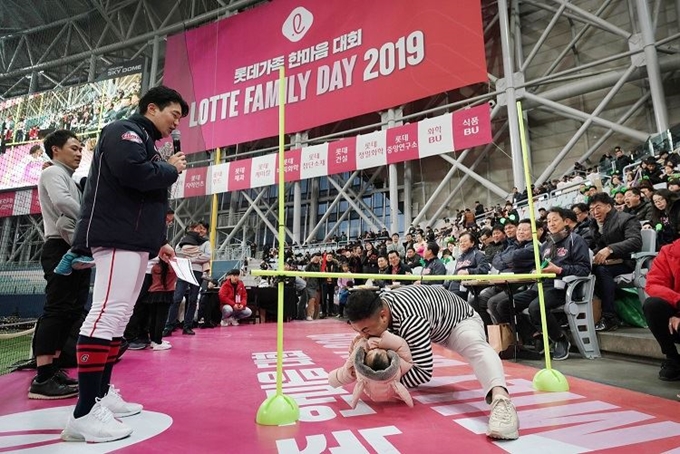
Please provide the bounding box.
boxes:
[256,394,300,426]
[533,368,570,392]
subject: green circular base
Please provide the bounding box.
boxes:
[533,368,570,392]
[256,394,300,426]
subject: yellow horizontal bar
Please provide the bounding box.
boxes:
[250,270,556,282]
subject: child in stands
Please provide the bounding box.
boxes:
[328,330,414,408]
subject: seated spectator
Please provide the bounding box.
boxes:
[571,203,595,246]
[643,238,680,381]
[669,177,680,193]
[623,187,653,223]
[485,219,537,326]
[496,208,591,360]
[404,247,422,270]
[613,189,626,211]
[386,233,405,258]
[638,179,655,200]
[650,189,680,248]
[416,242,447,286]
[589,192,643,331]
[218,269,252,325]
[642,156,663,185]
[447,232,490,301]
[386,250,412,286]
[373,255,391,288]
[484,224,507,262]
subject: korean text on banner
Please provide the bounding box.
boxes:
[164,0,487,154]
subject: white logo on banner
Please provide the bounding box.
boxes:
[0,406,172,452]
[282,7,313,42]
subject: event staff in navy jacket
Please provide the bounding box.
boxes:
[63,86,188,444]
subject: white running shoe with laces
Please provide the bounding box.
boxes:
[151,341,172,351]
[228,318,239,326]
[99,384,143,417]
[61,400,132,443]
[486,395,519,440]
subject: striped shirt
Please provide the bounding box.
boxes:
[381,285,474,388]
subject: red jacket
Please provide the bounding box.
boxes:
[646,239,680,308]
[218,279,248,308]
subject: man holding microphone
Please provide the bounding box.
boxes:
[61,86,188,443]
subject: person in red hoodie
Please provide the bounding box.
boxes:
[218,269,251,326]
[644,238,680,381]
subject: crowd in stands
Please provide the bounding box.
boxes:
[248,143,680,365]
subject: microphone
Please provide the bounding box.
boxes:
[171,129,181,153]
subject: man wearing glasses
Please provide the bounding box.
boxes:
[589,192,642,331]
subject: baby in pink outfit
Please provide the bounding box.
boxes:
[328,331,414,408]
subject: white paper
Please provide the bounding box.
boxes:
[170,257,200,286]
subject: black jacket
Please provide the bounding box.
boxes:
[590,209,642,266]
[540,231,591,284]
[72,114,179,255]
[624,199,653,223]
[450,248,490,292]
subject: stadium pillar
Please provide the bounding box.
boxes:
[149,35,160,88]
[635,0,669,133]
[308,178,319,242]
[498,0,525,191]
[383,108,402,236]
[0,218,11,262]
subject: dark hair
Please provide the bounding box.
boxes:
[588,192,613,207]
[346,290,383,322]
[426,241,440,256]
[406,246,415,253]
[138,85,189,117]
[29,144,42,156]
[491,224,505,233]
[625,187,642,197]
[366,350,390,371]
[518,218,532,226]
[479,227,492,239]
[159,259,171,289]
[43,129,79,159]
[459,231,477,245]
[571,203,589,214]
[559,207,577,223]
[227,269,240,276]
[387,250,400,258]
[166,208,175,215]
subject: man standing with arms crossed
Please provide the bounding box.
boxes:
[61,86,188,443]
[29,130,90,400]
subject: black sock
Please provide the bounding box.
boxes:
[100,337,122,397]
[73,335,110,419]
[36,364,53,382]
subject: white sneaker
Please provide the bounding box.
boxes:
[151,341,172,351]
[99,384,143,417]
[487,395,519,440]
[306,316,313,321]
[220,320,229,327]
[228,318,239,326]
[61,400,132,443]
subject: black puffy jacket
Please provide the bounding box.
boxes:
[72,114,179,255]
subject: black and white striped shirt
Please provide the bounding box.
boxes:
[381,285,475,388]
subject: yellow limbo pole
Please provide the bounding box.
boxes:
[516,101,569,392]
[256,66,300,426]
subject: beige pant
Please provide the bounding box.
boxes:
[441,312,508,403]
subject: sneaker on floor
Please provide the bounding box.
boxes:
[228,318,239,326]
[552,337,571,361]
[486,395,519,440]
[162,328,172,337]
[182,328,195,335]
[151,341,172,351]
[61,400,132,443]
[306,316,313,321]
[220,320,229,327]
[128,341,148,350]
[53,369,78,387]
[28,376,78,400]
[72,256,96,270]
[99,384,143,417]
[659,359,680,381]
[54,251,78,276]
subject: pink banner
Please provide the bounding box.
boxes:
[228,158,253,191]
[164,0,487,154]
[183,167,209,198]
[452,105,493,150]
[327,138,357,175]
[0,192,15,217]
[387,122,419,164]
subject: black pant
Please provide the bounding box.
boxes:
[643,297,680,360]
[149,303,171,344]
[123,274,152,342]
[511,287,566,341]
[321,283,336,315]
[33,239,91,357]
[594,263,633,317]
